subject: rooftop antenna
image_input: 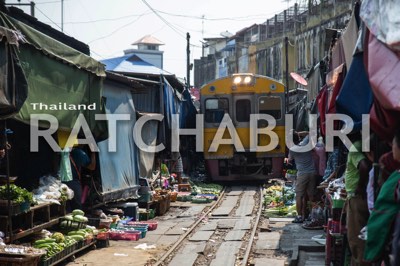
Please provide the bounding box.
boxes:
[61,0,64,32]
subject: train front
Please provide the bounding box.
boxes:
[200,73,286,181]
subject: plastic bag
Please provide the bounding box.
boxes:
[59,148,73,182]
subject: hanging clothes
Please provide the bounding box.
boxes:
[326,64,345,115]
[341,5,360,68]
[316,85,328,136]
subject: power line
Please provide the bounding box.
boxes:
[153,8,281,22]
[34,6,63,31]
[141,0,186,39]
[87,11,148,44]
[58,12,153,25]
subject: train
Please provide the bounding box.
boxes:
[200,73,286,181]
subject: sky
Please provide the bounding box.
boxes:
[8,0,295,81]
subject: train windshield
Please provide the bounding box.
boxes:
[205,98,229,123]
[236,99,251,122]
[258,96,282,119]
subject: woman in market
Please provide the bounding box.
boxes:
[364,129,400,265]
[63,145,96,211]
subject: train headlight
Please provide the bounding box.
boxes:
[232,74,255,86]
[233,76,242,84]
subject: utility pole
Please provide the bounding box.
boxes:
[186,32,191,90]
[285,36,289,113]
[201,15,205,57]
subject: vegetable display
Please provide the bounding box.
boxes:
[0,184,34,204]
[263,183,297,218]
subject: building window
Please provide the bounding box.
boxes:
[205,98,229,123]
[236,99,251,122]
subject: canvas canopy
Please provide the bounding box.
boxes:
[0,11,107,140]
[97,81,140,202]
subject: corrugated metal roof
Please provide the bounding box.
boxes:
[132,35,164,45]
[101,54,172,75]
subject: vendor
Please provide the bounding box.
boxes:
[62,145,96,211]
[288,130,316,224]
[344,133,371,266]
[171,152,183,184]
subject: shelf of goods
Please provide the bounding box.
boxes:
[0,202,66,243]
[39,239,96,266]
[0,245,46,266]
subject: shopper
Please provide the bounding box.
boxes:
[288,131,316,223]
[344,134,371,266]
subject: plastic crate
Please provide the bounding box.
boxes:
[87,217,100,228]
[139,211,149,221]
[96,231,109,240]
[59,218,87,230]
[96,239,109,248]
[128,221,158,231]
[109,231,140,241]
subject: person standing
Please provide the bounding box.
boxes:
[62,145,96,211]
[344,136,371,266]
[171,152,183,184]
[288,131,316,223]
[364,130,400,264]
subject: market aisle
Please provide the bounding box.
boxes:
[61,204,210,265]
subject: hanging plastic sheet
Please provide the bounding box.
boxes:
[360,0,400,52]
[369,99,400,142]
[138,114,158,179]
[316,85,328,136]
[0,27,27,118]
[97,83,139,202]
[367,32,400,111]
[336,53,373,132]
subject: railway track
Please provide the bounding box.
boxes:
[154,185,264,266]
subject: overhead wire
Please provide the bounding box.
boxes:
[153,8,277,21]
[141,0,186,39]
[87,11,149,44]
[62,12,153,25]
[33,6,63,31]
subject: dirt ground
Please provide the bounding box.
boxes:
[62,240,167,266]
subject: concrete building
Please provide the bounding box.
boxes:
[194,0,354,90]
[123,35,164,69]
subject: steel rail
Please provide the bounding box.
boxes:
[154,187,226,266]
[241,185,263,265]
